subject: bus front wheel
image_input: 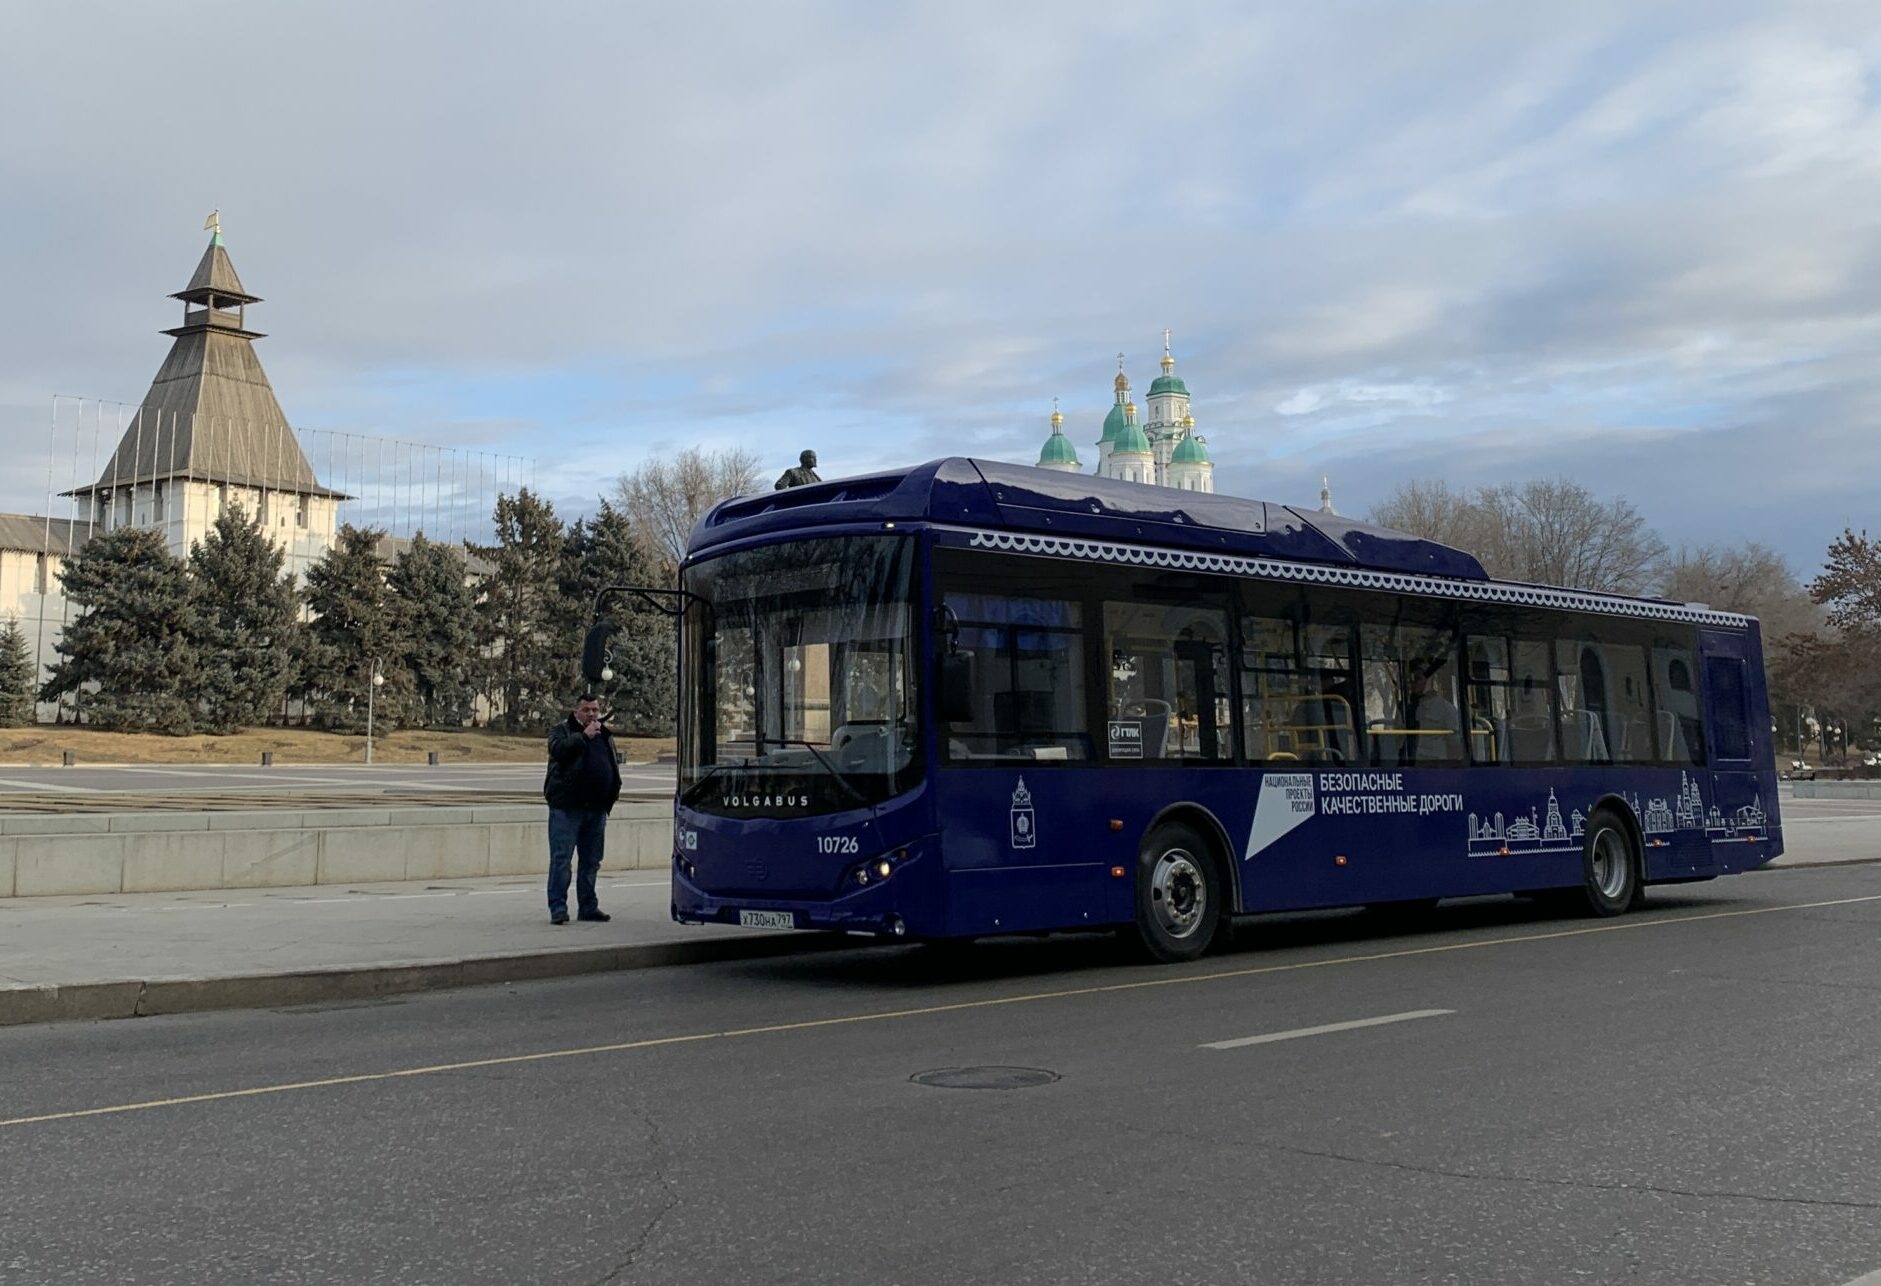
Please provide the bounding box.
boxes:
[1575,809,1641,917]
[1133,822,1224,963]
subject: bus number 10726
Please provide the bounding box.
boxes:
[817,835,860,855]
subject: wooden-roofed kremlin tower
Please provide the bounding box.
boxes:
[69,215,343,579]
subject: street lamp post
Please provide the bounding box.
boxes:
[366,659,385,764]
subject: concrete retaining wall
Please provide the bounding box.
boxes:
[1790,781,1881,801]
[0,801,674,898]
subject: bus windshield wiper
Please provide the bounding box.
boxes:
[754,735,871,805]
[681,755,752,804]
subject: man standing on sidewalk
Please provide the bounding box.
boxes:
[543,693,622,925]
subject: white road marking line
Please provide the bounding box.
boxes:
[1203,1009,1455,1050]
[1786,816,1881,825]
[0,777,103,793]
[1838,1270,1881,1286]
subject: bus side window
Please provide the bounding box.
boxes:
[1106,601,1231,761]
[1464,636,1509,764]
[1244,617,1356,766]
[1471,637,1559,764]
[940,593,1090,763]
[1601,643,1653,763]
[1361,622,1463,767]
[936,594,1090,763]
[1556,640,1609,764]
[1508,641,1558,763]
[1651,643,1706,766]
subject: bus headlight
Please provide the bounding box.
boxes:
[851,852,909,889]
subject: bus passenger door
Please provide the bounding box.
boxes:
[1697,628,1769,859]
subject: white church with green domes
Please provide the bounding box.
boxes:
[1035,333,1214,492]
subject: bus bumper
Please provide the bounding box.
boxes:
[671,848,941,939]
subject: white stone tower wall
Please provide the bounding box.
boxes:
[87,480,340,584]
[0,548,72,722]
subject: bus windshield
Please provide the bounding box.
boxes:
[681,535,920,816]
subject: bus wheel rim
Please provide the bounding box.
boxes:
[1591,828,1628,900]
[1151,849,1206,939]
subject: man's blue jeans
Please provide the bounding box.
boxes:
[547,807,606,918]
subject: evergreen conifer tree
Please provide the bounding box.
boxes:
[388,533,476,727]
[0,616,35,727]
[187,504,301,732]
[475,489,571,730]
[303,524,415,731]
[562,502,676,735]
[279,619,324,728]
[41,526,199,733]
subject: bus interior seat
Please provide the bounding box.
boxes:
[1474,717,1509,764]
[1568,710,1611,763]
[1507,713,1552,761]
[1658,710,1687,761]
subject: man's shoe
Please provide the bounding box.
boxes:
[577,910,612,922]
[550,911,570,925]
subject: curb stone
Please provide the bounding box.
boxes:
[0,933,851,1029]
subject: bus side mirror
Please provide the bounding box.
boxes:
[582,622,618,684]
[940,653,974,723]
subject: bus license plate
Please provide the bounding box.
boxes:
[739,910,796,929]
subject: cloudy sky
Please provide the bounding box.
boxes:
[3,1,1879,571]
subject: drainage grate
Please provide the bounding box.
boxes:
[910,1066,1060,1090]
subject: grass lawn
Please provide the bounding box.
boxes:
[0,726,678,766]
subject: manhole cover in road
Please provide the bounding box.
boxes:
[910,1066,1061,1090]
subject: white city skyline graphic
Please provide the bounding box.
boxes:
[1468,788,1586,857]
[1467,773,1764,858]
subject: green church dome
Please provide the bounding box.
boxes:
[1100,402,1128,443]
[1170,434,1211,465]
[1038,429,1080,466]
[1111,423,1152,455]
[1148,374,1190,398]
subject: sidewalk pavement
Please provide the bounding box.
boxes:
[0,844,1868,1030]
[0,871,836,1028]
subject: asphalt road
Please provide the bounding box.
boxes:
[3,862,1879,1285]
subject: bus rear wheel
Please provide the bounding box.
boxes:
[1575,809,1640,917]
[1133,821,1224,963]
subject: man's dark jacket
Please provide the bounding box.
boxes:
[544,716,623,813]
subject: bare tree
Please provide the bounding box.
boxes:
[1370,479,1482,551]
[1373,477,1666,594]
[1483,480,1666,594]
[612,446,762,573]
[1660,541,1820,638]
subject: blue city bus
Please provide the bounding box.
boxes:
[588,458,1781,962]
